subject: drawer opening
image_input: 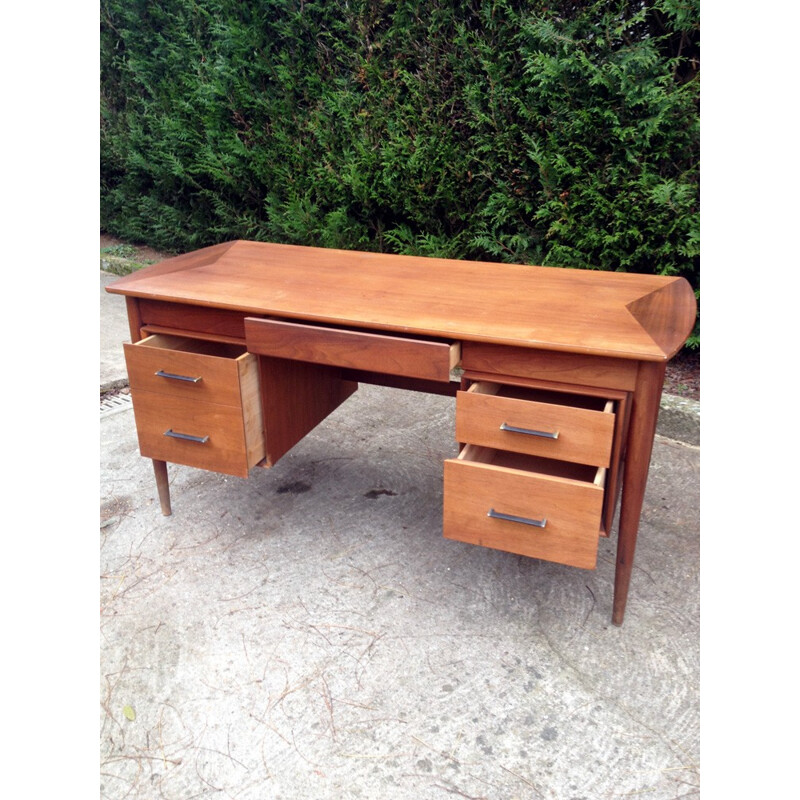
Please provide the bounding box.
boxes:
[458,444,606,487]
[137,334,247,360]
[468,381,612,413]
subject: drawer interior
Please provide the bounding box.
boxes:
[137,334,247,360]
[468,381,611,413]
[458,444,605,486]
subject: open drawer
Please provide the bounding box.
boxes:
[124,335,264,478]
[443,445,605,569]
[244,317,460,383]
[456,381,615,467]
[124,334,256,404]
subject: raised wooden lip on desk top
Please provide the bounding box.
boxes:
[106,240,697,362]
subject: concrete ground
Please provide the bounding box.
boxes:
[100,270,700,800]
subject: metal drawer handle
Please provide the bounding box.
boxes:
[164,429,209,444]
[488,508,547,529]
[500,422,559,440]
[155,370,202,383]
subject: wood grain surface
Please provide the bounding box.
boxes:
[107,240,697,360]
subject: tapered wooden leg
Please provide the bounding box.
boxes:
[152,459,172,516]
[612,361,666,626]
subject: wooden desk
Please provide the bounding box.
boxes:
[106,240,696,625]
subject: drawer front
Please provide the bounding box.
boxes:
[245,318,459,382]
[131,389,262,478]
[124,334,252,407]
[461,341,638,391]
[443,449,603,569]
[456,383,615,467]
[137,299,248,341]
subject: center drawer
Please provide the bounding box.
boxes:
[456,381,615,467]
[244,317,460,383]
[443,445,605,569]
[123,334,264,478]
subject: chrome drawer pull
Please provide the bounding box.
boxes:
[164,429,209,444]
[500,422,559,440]
[488,508,547,529]
[155,370,202,383]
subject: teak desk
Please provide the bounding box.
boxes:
[106,241,696,625]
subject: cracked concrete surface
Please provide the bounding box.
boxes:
[100,389,699,800]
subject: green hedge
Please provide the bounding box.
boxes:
[101,0,699,343]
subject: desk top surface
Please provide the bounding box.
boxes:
[106,240,696,361]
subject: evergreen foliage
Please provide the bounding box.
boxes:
[101,0,699,344]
